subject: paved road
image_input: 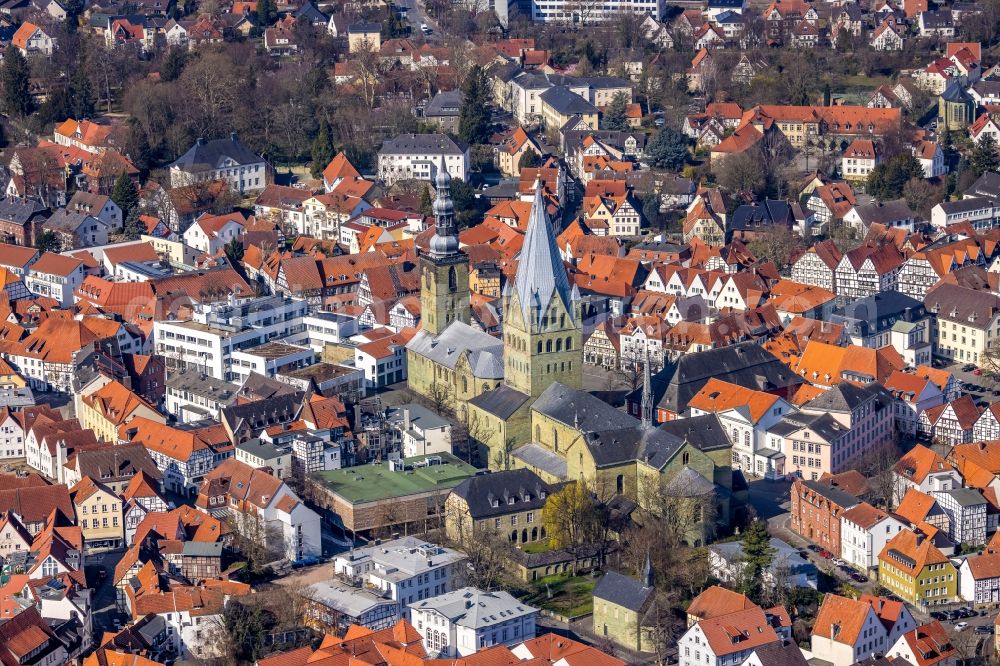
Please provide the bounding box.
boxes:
[394,0,442,42]
[85,549,127,638]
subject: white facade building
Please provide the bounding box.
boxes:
[409,588,538,658]
[334,537,466,616]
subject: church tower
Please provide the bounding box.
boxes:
[420,166,470,336]
[503,181,582,398]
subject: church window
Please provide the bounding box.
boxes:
[537,342,542,353]
[448,266,457,292]
[616,475,624,494]
[462,377,468,393]
[546,340,552,352]
[556,339,562,352]
[560,314,566,328]
[553,429,559,452]
[535,425,541,441]
[566,337,572,350]
[682,452,689,464]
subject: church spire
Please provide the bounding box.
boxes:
[428,164,458,259]
[511,180,577,330]
[642,551,654,588]
[641,347,653,428]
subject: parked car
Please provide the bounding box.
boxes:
[975,625,994,635]
[819,549,832,558]
[955,622,969,632]
[931,611,946,620]
[808,544,822,552]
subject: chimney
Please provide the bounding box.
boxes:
[915,531,925,546]
[196,137,206,146]
[404,408,411,431]
[231,132,239,142]
[832,623,841,640]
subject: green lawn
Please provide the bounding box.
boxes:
[521,541,551,554]
[523,573,597,617]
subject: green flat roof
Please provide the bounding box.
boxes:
[315,453,479,504]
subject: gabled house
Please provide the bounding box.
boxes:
[196,458,320,561]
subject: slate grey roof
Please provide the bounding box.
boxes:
[926,282,1000,328]
[467,384,531,420]
[803,382,887,413]
[964,172,1000,201]
[636,342,802,415]
[730,199,792,232]
[533,382,635,432]
[166,370,239,404]
[851,199,914,225]
[773,411,848,443]
[42,209,104,234]
[424,90,463,118]
[294,2,327,23]
[593,571,654,611]
[662,466,715,496]
[182,541,223,557]
[539,86,598,116]
[752,641,810,666]
[938,487,986,507]
[75,443,162,483]
[830,292,926,338]
[450,469,554,520]
[658,413,730,452]
[379,133,467,156]
[509,183,578,326]
[405,321,504,379]
[409,588,537,628]
[920,9,953,27]
[801,479,861,509]
[170,134,263,173]
[511,443,568,480]
[0,198,48,225]
[937,197,993,214]
[221,391,305,434]
[531,383,695,470]
[940,80,971,103]
[348,21,380,32]
[385,403,450,431]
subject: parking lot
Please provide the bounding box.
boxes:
[944,360,1000,405]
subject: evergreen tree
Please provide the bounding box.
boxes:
[738,520,776,603]
[458,65,491,145]
[601,91,630,131]
[646,127,689,170]
[310,118,335,178]
[225,237,245,262]
[160,48,187,82]
[419,186,433,217]
[34,230,59,253]
[111,171,140,233]
[69,65,94,118]
[866,154,926,200]
[125,119,152,177]
[257,0,277,28]
[1,48,32,116]
[970,134,1000,177]
[518,147,541,171]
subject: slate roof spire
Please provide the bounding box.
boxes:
[512,179,576,328]
[641,346,653,429]
[429,165,458,257]
[643,551,654,588]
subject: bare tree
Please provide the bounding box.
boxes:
[542,481,600,575]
